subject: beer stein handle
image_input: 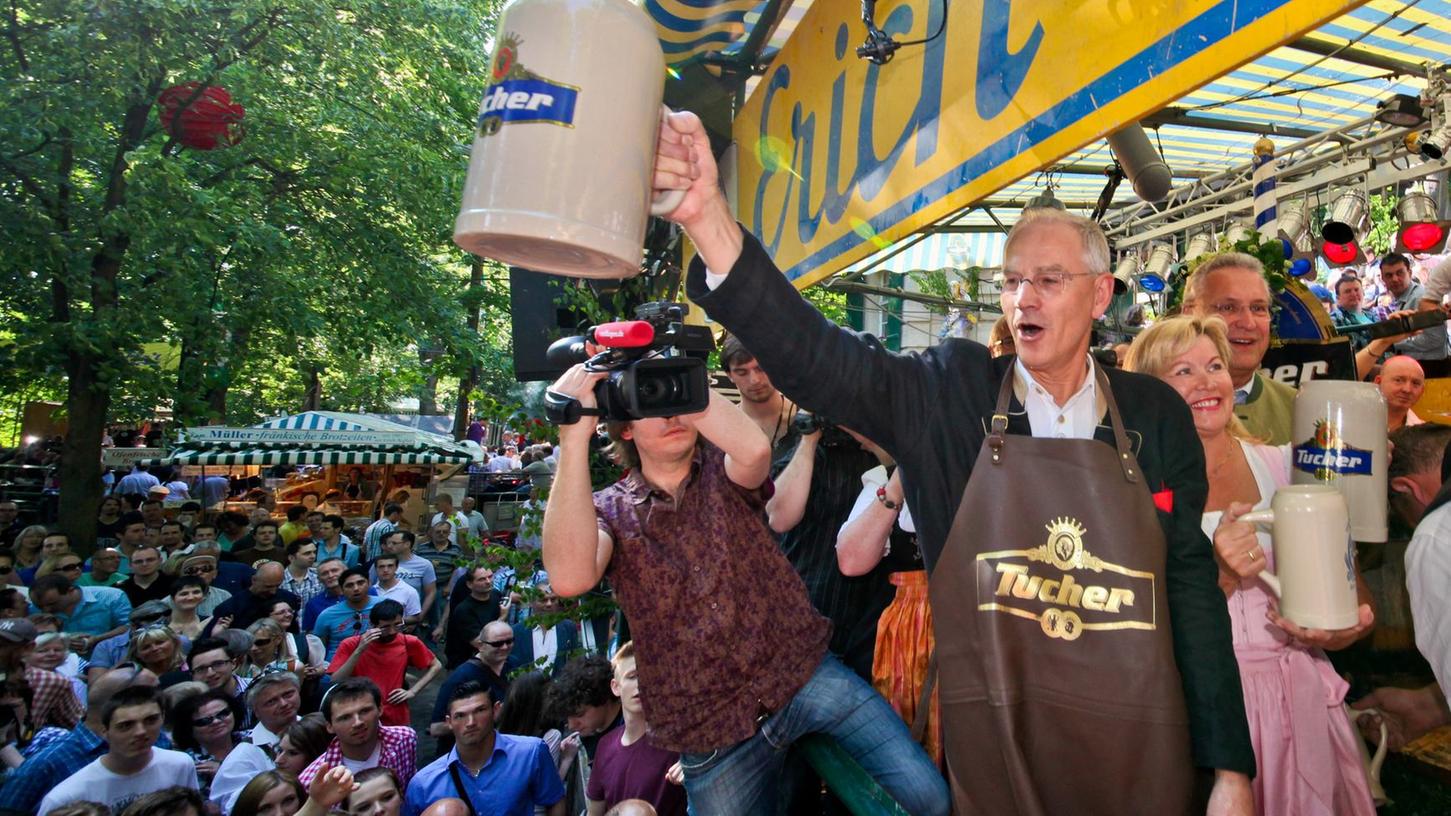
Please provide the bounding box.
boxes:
[650,106,687,215]
[1236,509,1280,598]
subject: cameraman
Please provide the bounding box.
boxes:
[542,365,948,816]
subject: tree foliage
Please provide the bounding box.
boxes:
[0,0,512,544]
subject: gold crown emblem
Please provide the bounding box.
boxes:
[1043,517,1087,571]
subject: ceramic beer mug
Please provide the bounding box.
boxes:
[454,0,684,279]
[1239,485,1360,630]
[1291,380,1388,543]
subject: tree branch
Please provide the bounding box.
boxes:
[6,0,28,72]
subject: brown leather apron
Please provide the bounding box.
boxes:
[932,365,1195,815]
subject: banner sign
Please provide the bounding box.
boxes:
[1261,340,1357,387]
[184,428,428,446]
[733,0,1364,287]
[103,448,168,467]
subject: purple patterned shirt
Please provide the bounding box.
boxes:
[593,441,829,753]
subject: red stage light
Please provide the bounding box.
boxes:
[1401,223,1447,253]
[1323,241,1360,266]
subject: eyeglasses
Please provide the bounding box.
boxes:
[1204,301,1271,319]
[483,637,515,648]
[253,638,274,647]
[186,565,217,575]
[192,659,234,675]
[57,563,83,572]
[192,710,233,727]
[0,565,12,575]
[999,271,1095,297]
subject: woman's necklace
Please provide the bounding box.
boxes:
[1207,439,1236,480]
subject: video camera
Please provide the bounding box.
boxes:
[544,302,716,424]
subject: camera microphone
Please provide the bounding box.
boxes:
[592,321,655,347]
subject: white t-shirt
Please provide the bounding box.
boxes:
[340,743,382,774]
[209,742,274,814]
[39,748,199,815]
[375,580,422,618]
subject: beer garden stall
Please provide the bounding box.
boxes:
[644,0,1451,808]
[144,411,484,532]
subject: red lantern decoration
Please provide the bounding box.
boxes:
[156,82,245,150]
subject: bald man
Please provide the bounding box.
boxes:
[606,802,658,816]
[202,561,301,636]
[0,666,161,813]
[1377,355,1428,432]
[421,798,472,816]
[429,620,515,744]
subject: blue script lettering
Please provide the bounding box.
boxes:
[976,1,1044,120]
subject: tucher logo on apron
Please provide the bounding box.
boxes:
[976,517,1157,641]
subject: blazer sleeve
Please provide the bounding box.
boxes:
[687,226,957,460]
[1153,385,1257,775]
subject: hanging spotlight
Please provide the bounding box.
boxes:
[1140,241,1176,292]
[1112,255,1140,295]
[1025,185,1067,211]
[1375,93,1428,128]
[1277,200,1311,256]
[1184,231,1217,262]
[1396,190,1450,254]
[1223,220,1254,246]
[1321,238,1365,267]
[1321,187,1369,245]
[1107,124,1173,202]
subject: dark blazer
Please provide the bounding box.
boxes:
[687,226,1255,777]
[505,619,579,677]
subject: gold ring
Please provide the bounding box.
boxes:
[1249,547,1260,561]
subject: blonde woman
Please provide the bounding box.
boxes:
[1127,315,1376,815]
[11,525,47,579]
[128,623,188,682]
[243,618,293,677]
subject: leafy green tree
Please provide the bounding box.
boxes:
[1,0,506,547]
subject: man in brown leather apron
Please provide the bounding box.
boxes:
[652,110,1257,815]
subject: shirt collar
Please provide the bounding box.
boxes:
[1013,354,1096,409]
[620,444,707,506]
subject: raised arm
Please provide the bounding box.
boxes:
[836,469,902,576]
[767,431,819,533]
[542,365,616,598]
[692,389,771,489]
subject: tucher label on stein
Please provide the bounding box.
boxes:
[1293,419,1372,480]
[476,34,580,136]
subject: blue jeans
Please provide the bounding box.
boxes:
[680,654,949,816]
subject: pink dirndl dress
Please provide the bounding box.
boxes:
[1199,441,1376,816]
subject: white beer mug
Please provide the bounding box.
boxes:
[1239,485,1360,630]
[453,0,684,279]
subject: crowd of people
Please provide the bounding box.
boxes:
[4,107,1451,816]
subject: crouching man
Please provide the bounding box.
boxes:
[542,371,948,815]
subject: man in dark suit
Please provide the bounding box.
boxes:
[647,111,1255,814]
[506,583,579,677]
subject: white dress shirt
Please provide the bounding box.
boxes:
[1015,356,1100,440]
[1407,503,1451,691]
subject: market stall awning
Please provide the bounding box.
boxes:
[142,411,482,466]
[149,448,474,466]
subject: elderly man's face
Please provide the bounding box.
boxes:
[1378,357,1426,413]
[1382,262,1412,298]
[318,561,345,590]
[252,566,285,597]
[1000,222,1112,378]
[1193,266,1272,385]
[478,623,514,661]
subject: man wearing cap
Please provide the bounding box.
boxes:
[165,547,233,617]
[0,617,83,732]
[29,574,131,656]
[86,600,189,679]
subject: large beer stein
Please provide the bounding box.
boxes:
[453,0,683,278]
[1290,380,1387,543]
[1240,486,1360,630]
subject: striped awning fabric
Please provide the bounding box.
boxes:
[142,448,473,466]
[256,413,374,431]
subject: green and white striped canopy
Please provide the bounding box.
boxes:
[142,411,481,467]
[148,448,474,466]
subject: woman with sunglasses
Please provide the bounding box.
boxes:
[170,689,246,798]
[169,576,209,640]
[34,551,85,582]
[267,601,326,681]
[129,623,190,686]
[243,619,293,677]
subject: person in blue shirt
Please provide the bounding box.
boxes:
[29,574,131,655]
[312,567,379,660]
[403,681,565,816]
